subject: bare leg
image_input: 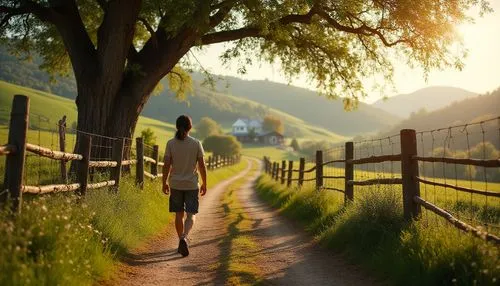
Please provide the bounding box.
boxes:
[175,211,184,239]
[183,213,196,239]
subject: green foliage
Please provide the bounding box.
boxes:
[141,128,157,146]
[290,138,300,151]
[0,195,113,286]
[0,0,489,104]
[255,176,499,285]
[0,44,396,137]
[0,160,248,285]
[195,117,222,140]
[203,135,241,156]
[262,115,284,134]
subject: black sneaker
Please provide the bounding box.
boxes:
[178,238,189,257]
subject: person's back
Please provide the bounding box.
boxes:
[162,115,207,257]
[166,135,203,190]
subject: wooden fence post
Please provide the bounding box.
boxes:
[287,160,293,187]
[273,162,278,181]
[345,142,354,203]
[151,145,159,177]
[76,134,91,196]
[298,157,305,187]
[58,115,67,183]
[315,150,323,190]
[400,129,421,220]
[136,137,144,189]
[111,138,125,192]
[1,95,29,212]
[280,160,286,185]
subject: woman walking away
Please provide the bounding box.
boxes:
[162,115,207,257]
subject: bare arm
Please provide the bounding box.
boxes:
[197,157,207,196]
[162,154,172,195]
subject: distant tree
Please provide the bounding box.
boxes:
[141,128,157,146]
[203,135,241,157]
[263,115,284,134]
[195,117,222,139]
[470,142,500,182]
[248,128,257,141]
[470,142,498,159]
[290,138,300,151]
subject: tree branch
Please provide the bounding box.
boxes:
[201,26,260,45]
[0,1,54,28]
[201,5,408,48]
[315,9,408,47]
[138,17,155,37]
[208,0,238,29]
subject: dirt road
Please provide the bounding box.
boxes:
[111,158,376,285]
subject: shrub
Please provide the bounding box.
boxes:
[203,135,241,156]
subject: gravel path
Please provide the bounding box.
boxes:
[109,158,378,286]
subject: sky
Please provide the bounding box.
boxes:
[194,2,500,104]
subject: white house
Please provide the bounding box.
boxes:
[232,119,249,135]
[230,118,284,145]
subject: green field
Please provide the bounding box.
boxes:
[0,80,177,148]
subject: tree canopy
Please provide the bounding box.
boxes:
[195,116,223,139]
[0,0,491,141]
[263,115,284,134]
[1,1,490,101]
[203,134,242,156]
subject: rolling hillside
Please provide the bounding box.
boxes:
[0,80,177,148]
[142,87,346,142]
[372,86,477,117]
[374,88,500,152]
[0,48,392,138]
[0,80,346,145]
[379,88,499,135]
[193,73,402,136]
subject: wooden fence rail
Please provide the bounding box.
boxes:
[263,127,500,245]
[0,95,241,213]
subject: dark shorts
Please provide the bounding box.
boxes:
[169,189,199,214]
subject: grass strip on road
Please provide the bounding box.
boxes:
[215,159,263,286]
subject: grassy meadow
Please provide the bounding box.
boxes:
[0,80,177,148]
[256,175,499,285]
[0,158,247,285]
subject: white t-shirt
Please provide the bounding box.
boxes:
[165,136,204,190]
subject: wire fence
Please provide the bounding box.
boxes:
[263,116,500,245]
[0,95,241,213]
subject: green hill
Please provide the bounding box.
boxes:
[193,73,401,136]
[372,86,477,118]
[0,47,386,138]
[0,80,176,148]
[374,88,500,151]
[142,86,346,142]
[379,88,500,136]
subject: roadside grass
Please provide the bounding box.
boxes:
[299,164,500,235]
[216,159,263,285]
[0,162,247,285]
[255,175,499,286]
